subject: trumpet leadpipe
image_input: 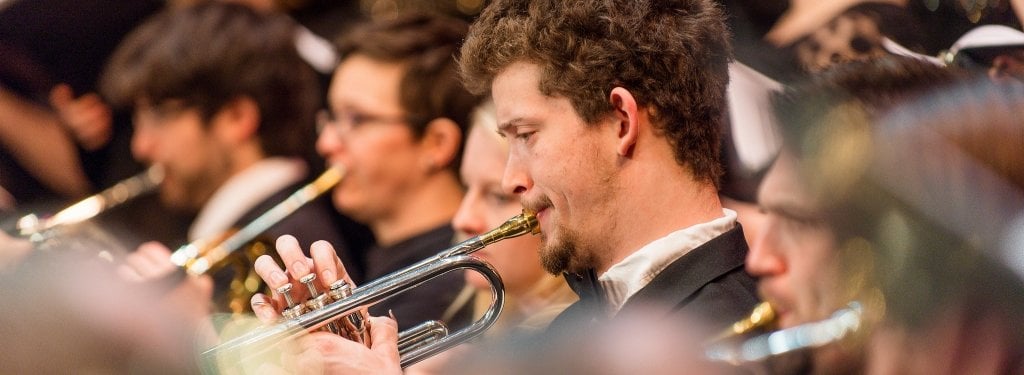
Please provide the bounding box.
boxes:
[16,166,164,238]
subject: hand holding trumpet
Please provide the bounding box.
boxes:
[249,235,402,375]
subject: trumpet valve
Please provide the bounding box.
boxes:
[328,280,369,344]
[278,284,306,319]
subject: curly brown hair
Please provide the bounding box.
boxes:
[459,0,733,185]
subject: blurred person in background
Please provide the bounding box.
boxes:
[854,79,1024,375]
[733,55,965,374]
[405,99,577,375]
[251,11,481,333]
[765,1,925,73]
[450,100,576,335]
[100,2,371,310]
[0,0,192,247]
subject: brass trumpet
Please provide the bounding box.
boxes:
[705,301,863,365]
[10,167,164,259]
[16,166,164,241]
[711,301,776,342]
[201,209,540,373]
[170,167,345,313]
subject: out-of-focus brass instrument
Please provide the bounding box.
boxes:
[201,210,540,373]
[16,166,164,241]
[170,167,345,314]
[705,301,863,365]
[711,301,776,342]
[11,167,164,258]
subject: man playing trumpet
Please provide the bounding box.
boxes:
[249,0,762,372]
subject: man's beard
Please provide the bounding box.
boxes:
[539,222,595,275]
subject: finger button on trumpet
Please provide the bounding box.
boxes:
[277,284,296,307]
[300,273,320,297]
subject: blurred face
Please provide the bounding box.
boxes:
[492,62,619,275]
[453,124,547,296]
[317,54,424,224]
[746,152,842,329]
[131,101,231,211]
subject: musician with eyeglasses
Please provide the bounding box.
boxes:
[247,0,765,373]
[96,2,372,308]
[250,11,483,337]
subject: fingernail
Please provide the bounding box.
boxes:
[271,271,287,286]
[321,269,335,283]
[255,306,273,321]
[291,260,309,275]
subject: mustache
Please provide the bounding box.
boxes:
[520,194,553,213]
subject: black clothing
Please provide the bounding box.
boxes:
[549,225,759,334]
[364,224,474,331]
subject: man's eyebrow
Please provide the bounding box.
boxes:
[496,118,524,135]
[765,202,823,223]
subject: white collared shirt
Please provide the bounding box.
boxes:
[599,209,738,312]
[188,157,307,242]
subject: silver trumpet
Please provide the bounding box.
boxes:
[705,301,863,365]
[201,209,540,373]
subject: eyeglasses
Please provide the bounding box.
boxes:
[316,108,411,136]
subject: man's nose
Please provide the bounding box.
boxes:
[502,150,532,195]
[745,220,788,277]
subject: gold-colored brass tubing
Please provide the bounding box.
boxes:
[169,166,345,314]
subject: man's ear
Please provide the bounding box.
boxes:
[211,96,260,144]
[417,118,463,173]
[609,87,640,157]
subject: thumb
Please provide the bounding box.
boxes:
[368,316,400,362]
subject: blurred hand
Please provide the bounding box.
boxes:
[260,317,401,375]
[119,241,213,324]
[49,84,113,151]
[119,241,179,281]
[0,231,32,270]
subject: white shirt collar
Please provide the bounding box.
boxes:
[188,157,307,242]
[598,209,738,312]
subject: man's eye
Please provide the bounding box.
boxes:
[514,131,535,141]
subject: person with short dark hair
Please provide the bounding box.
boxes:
[742,55,967,374]
[102,2,371,310]
[250,11,482,335]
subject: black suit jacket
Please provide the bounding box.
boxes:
[548,225,760,334]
